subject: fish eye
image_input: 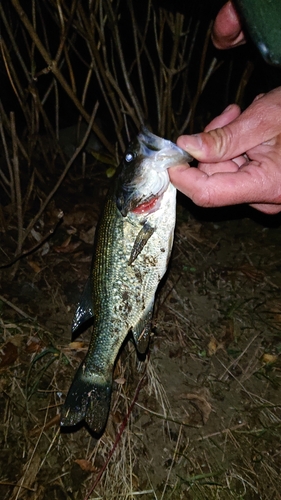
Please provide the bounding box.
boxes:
[125,152,135,162]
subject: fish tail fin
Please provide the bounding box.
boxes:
[61,365,112,434]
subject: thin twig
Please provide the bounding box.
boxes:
[160,425,182,500]
[219,334,259,381]
[21,101,99,248]
[11,0,114,154]
[10,112,22,278]
[104,0,144,126]
[0,215,63,269]
[0,294,32,319]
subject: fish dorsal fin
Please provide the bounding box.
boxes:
[128,221,155,266]
[72,277,94,335]
[131,301,154,354]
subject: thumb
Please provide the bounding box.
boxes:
[212,0,245,49]
[177,88,281,162]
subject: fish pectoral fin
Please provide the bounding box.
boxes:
[132,302,154,354]
[128,221,155,266]
[61,366,112,434]
[72,277,94,336]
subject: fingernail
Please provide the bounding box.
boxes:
[181,134,202,153]
[222,104,233,114]
[254,93,265,101]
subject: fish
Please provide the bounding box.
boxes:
[60,127,192,434]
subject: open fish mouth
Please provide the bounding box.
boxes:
[138,127,192,164]
[116,127,193,216]
[138,127,193,170]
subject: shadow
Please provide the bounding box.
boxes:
[177,191,281,228]
[71,316,95,342]
[60,418,103,440]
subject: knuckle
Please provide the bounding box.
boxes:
[208,128,233,158]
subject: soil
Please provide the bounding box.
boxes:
[1,170,281,500]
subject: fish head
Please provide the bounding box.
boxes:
[115,127,193,217]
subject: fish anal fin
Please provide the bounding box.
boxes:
[132,303,153,354]
[61,366,112,434]
[72,277,94,336]
[128,221,155,266]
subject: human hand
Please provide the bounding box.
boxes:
[169,87,281,214]
[212,0,245,49]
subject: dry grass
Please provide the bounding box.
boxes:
[1,212,281,499]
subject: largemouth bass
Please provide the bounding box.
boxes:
[61,127,192,433]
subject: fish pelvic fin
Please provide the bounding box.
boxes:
[128,221,155,266]
[61,366,112,434]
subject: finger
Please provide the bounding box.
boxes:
[204,104,241,132]
[198,161,239,174]
[198,155,247,174]
[212,0,245,49]
[169,160,278,208]
[249,203,281,215]
[247,133,281,161]
[177,88,281,162]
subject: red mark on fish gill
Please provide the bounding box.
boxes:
[131,197,159,214]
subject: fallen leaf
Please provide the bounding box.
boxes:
[0,342,18,370]
[74,459,99,473]
[27,260,42,273]
[26,337,44,353]
[69,341,86,350]
[111,409,123,426]
[261,353,278,365]
[53,241,81,253]
[40,242,50,256]
[181,390,212,424]
[66,226,77,235]
[63,205,99,227]
[208,337,218,356]
[114,376,126,385]
[79,225,96,244]
[56,235,72,248]
[207,336,225,356]
[31,228,42,242]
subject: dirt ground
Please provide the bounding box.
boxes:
[1,170,281,499]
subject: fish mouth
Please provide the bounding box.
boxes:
[116,127,193,217]
[130,193,163,215]
[117,192,162,217]
[138,127,193,166]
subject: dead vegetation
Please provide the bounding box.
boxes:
[0,0,226,264]
[1,208,281,499]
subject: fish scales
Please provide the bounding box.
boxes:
[91,186,175,358]
[61,127,192,434]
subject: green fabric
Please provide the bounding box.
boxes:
[235,0,281,65]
